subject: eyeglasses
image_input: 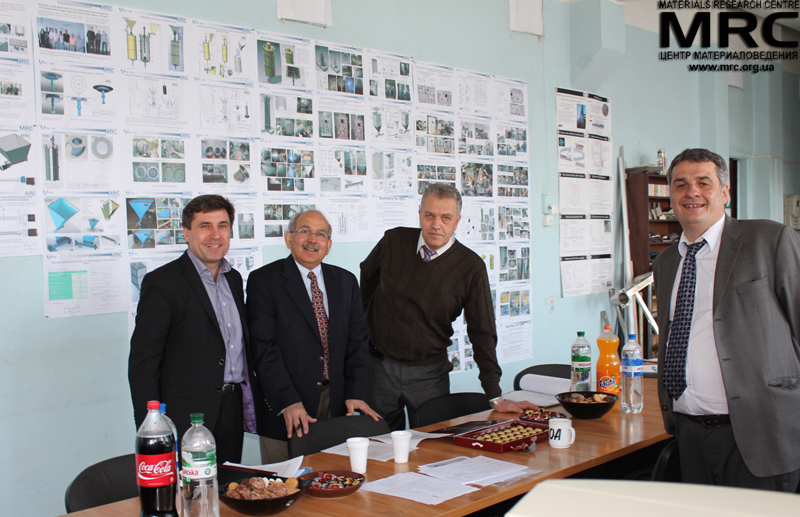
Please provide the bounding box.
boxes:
[293,228,329,240]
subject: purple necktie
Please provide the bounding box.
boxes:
[421,245,437,262]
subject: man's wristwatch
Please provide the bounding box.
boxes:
[489,396,505,410]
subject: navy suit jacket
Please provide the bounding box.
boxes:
[247,256,370,441]
[128,251,267,441]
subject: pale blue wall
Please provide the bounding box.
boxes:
[2,1,796,515]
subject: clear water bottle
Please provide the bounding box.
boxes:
[181,413,219,517]
[621,334,644,414]
[570,331,592,391]
[160,404,180,516]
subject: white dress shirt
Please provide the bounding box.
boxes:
[669,214,729,416]
[416,232,455,260]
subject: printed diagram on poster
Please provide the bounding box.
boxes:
[198,137,255,189]
[0,130,37,190]
[316,144,367,193]
[493,77,527,120]
[458,116,494,157]
[125,196,191,248]
[416,159,457,196]
[0,192,43,257]
[459,201,495,242]
[260,90,314,138]
[194,24,254,82]
[499,244,530,283]
[369,147,414,195]
[43,132,119,189]
[316,195,371,241]
[260,145,315,193]
[117,12,185,72]
[262,197,316,240]
[413,61,454,108]
[198,84,254,133]
[123,74,189,128]
[44,193,125,253]
[461,160,493,198]
[256,34,313,89]
[37,65,117,125]
[317,97,365,142]
[366,50,411,102]
[496,164,528,198]
[367,104,413,145]
[414,110,455,155]
[314,42,364,97]
[129,134,187,188]
[457,69,491,116]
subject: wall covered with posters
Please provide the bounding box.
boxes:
[3,0,798,515]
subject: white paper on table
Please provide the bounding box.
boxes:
[322,440,417,462]
[473,467,542,487]
[361,472,478,505]
[503,374,572,407]
[418,456,527,485]
[370,430,453,447]
[223,456,304,478]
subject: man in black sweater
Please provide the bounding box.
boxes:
[360,184,537,430]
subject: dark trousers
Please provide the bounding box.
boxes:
[259,385,331,463]
[675,413,800,492]
[213,385,244,465]
[368,355,451,431]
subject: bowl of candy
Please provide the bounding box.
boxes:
[556,392,618,419]
[299,470,366,498]
[219,475,310,515]
[519,408,568,423]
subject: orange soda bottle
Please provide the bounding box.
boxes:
[596,325,620,403]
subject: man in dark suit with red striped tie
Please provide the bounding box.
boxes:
[248,210,380,462]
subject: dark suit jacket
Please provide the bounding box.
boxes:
[247,256,370,441]
[128,251,266,441]
[654,216,800,477]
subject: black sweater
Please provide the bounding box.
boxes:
[360,227,502,398]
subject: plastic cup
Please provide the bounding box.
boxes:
[346,437,370,474]
[391,430,412,463]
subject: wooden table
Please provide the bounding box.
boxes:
[60,379,669,517]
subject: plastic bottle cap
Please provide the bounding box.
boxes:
[160,403,166,413]
[604,325,611,330]
[190,413,205,424]
[577,331,585,337]
[628,334,636,339]
[147,400,160,410]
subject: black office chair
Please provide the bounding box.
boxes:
[64,453,138,513]
[413,392,491,428]
[513,364,571,390]
[287,414,390,458]
[650,438,681,482]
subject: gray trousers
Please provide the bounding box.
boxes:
[675,413,800,492]
[367,355,451,431]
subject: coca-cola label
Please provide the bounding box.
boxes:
[136,452,176,487]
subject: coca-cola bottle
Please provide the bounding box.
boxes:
[136,400,178,517]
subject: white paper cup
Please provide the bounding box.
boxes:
[346,437,370,474]
[391,430,412,463]
[548,418,576,449]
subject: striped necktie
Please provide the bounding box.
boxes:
[421,245,437,262]
[308,271,329,380]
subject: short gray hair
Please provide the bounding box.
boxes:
[287,209,332,237]
[667,148,729,188]
[420,183,462,215]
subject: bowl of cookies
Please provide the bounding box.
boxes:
[556,391,618,419]
[219,475,310,515]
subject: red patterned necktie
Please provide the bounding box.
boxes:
[308,271,329,380]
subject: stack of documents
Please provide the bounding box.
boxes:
[419,456,531,486]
